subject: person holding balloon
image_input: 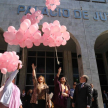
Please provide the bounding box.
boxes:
[52,67,70,108]
[30,64,51,108]
[0,63,23,108]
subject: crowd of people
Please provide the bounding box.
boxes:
[0,63,106,108]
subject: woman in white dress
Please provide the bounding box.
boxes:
[0,63,22,108]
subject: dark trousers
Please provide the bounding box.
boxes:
[31,103,38,108]
[38,100,46,108]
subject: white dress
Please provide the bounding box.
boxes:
[0,70,22,107]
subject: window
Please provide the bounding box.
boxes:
[26,51,63,93]
[92,0,106,3]
[96,53,108,92]
[72,53,79,83]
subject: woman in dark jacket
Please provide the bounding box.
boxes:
[53,67,70,108]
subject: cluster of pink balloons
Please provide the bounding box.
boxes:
[46,0,60,11]
[21,8,44,24]
[0,51,22,74]
[42,20,70,47]
[3,8,44,48]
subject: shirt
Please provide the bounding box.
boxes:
[70,88,75,97]
[0,70,22,107]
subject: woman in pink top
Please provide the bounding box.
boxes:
[0,63,22,108]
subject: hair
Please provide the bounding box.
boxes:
[38,75,46,84]
[60,76,70,89]
[27,89,32,95]
[83,75,89,83]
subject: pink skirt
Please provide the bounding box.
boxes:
[0,103,8,108]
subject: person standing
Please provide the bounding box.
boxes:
[0,63,22,108]
[70,83,76,108]
[102,90,108,108]
[30,64,51,108]
[21,90,26,108]
[53,67,70,108]
[90,84,98,108]
[72,75,92,108]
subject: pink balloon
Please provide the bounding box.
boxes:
[34,41,41,46]
[55,1,60,5]
[16,31,24,40]
[29,25,38,34]
[25,29,31,38]
[62,40,67,45]
[25,38,32,46]
[30,8,35,14]
[43,22,49,28]
[53,20,60,26]
[51,5,56,11]
[61,26,67,32]
[8,26,15,32]
[33,32,41,39]
[1,68,7,74]
[20,22,29,31]
[62,32,70,40]
[19,41,26,48]
[24,19,31,26]
[37,14,44,20]
[44,28,50,35]
[5,32,15,41]
[35,10,41,16]
[51,25,60,34]
[27,43,33,48]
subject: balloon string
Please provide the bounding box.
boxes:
[55,47,60,65]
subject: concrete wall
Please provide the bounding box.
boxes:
[0,0,108,107]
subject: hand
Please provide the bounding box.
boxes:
[87,106,90,108]
[32,63,37,70]
[48,100,52,108]
[70,96,73,99]
[58,67,62,73]
[48,102,52,108]
[17,63,20,70]
[19,105,23,108]
[62,93,68,97]
[72,103,75,107]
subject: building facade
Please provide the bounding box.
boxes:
[0,0,108,108]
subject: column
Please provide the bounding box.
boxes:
[1,44,20,86]
[79,38,104,108]
[18,48,27,91]
[63,50,73,108]
[63,51,73,88]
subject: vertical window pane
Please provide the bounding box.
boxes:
[37,51,45,56]
[73,74,79,83]
[28,51,36,56]
[37,58,45,73]
[26,74,33,85]
[46,58,54,73]
[46,52,54,57]
[27,57,36,73]
[25,86,34,93]
[46,75,54,85]
[72,59,79,74]
[49,86,54,93]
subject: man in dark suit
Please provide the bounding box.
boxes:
[72,75,92,108]
[102,90,108,108]
[90,84,98,108]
